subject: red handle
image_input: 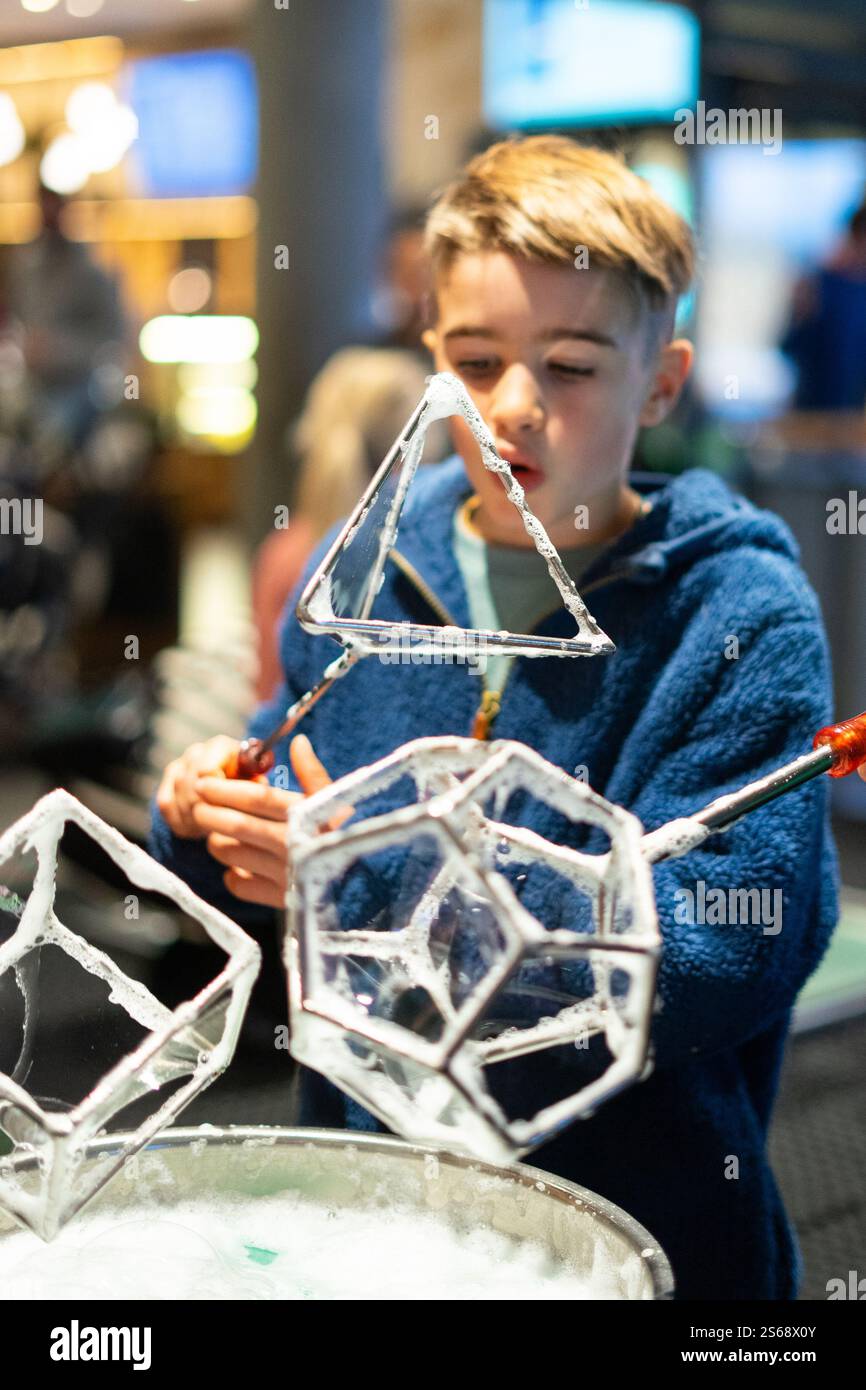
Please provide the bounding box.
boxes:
[813,710,866,778]
[223,738,275,781]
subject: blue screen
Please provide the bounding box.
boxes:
[128,50,258,198]
[702,139,866,265]
[696,139,866,419]
[483,0,699,129]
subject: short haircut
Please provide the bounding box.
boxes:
[424,135,695,342]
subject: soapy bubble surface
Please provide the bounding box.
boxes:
[0,1189,625,1300]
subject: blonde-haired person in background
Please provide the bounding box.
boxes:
[252,345,448,699]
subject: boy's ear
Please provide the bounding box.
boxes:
[421,327,437,356]
[639,339,694,427]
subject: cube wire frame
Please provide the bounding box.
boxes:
[295,371,614,665]
[0,789,261,1240]
[285,737,661,1162]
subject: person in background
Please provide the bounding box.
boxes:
[8,182,126,457]
[371,204,434,358]
[252,205,446,699]
[781,195,866,413]
[253,347,448,699]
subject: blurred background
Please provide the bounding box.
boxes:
[0,0,863,1297]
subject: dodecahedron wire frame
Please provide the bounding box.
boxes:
[295,371,614,664]
[285,737,661,1166]
[0,789,260,1239]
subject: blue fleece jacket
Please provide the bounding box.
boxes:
[151,457,839,1300]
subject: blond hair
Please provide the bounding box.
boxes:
[424,136,694,334]
[292,347,448,538]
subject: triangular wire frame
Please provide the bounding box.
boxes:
[296,372,614,661]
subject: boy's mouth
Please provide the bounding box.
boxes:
[497,448,546,493]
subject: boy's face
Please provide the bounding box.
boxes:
[422,251,692,547]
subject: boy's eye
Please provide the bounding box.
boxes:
[549,362,595,378]
[456,358,499,376]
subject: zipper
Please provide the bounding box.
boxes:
[392,546,506,740]
[390,549,458,628]
[390,548,633,742]
[579,568,635,599]
[471,569,634,739]
[472,689,502,741]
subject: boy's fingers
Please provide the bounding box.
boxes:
[223,867,286,909]
[290,734,333,797]
[194,777,299,821]
[175,773,199,830]
[206,832,287,887]
[157,737,242,841]
[191,801,291,853]
[193,736,238,776]
[159,763,200,838]
[176,743,217,827]
[288,735,353,830]
[327,804,354,832]
[155,761,174,812]
[156,764,179,825]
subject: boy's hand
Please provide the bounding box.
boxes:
[193,734,338,909]
[191,776,300,907]
[156,735,246,840]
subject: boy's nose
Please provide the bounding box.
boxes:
[488,365,546,434]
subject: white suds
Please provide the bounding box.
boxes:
[0,1190,627,1300]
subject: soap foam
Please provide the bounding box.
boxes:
[0,1189,627,1300]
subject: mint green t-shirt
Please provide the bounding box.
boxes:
[452,505,608,694]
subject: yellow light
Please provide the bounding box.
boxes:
[66,82,115,134]
[168,267,212,315]
[0,196,259,246]
[0,37,123,86]
[177,360,258,393]
[65,83,137,174]
[0,94,25,168]
[82,104,138,172]
[178,388,258,451]
[139,316,259,365]
[21,0,60,12]
[63,195,258,243]
[40,133,90,194]
[178,388,257,435]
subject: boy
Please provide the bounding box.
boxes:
[152,137,839,1299]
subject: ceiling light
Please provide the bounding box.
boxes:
[66,81,116,134]
[40,132,90,194]
[66,0,106,15]
[80,103,138,172]
[168,266,213,314]
[0,94,25,168]
[139,316,259,365]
